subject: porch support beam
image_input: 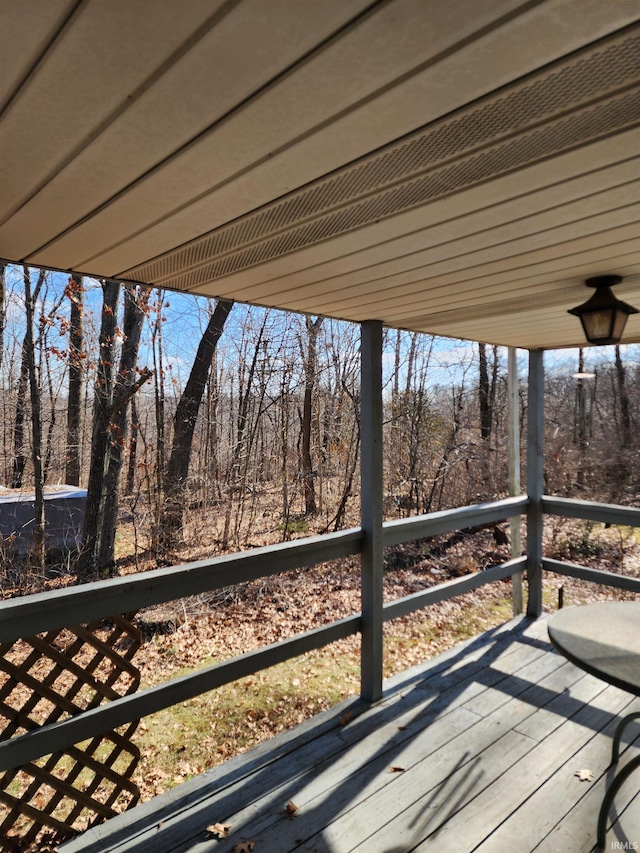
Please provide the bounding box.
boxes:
[508,347,523,615]
[360,320,384,703]
[526,348,544,617]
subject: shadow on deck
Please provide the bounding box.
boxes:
[62,615,640,853]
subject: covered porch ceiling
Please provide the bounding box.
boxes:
[1,0,639,350]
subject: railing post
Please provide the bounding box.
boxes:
[360,320,384,703]
[508,347,523,615]
[526,348,544,617]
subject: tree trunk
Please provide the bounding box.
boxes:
[279,367,292,533]
[222,317,265,549]
[12,270,45,490]
[233,316,267,482]
[98,284,151,572]
[575,348,587,489]
[0,262,5,371]
[301,316,322,516]
[392,329,401,418]
[322,409,360,533]
[151,291,167,527]
[125,396,139,496]
[11,338,29,489]
[425,384,465,513]
[490,344,499,425]
[478,342,492,440]
[65,274,84,486]
[43,351,57,484]
[162,298,233,551]
[205,352,220,493]
[77,280,121,578]
[23,267,46,571]
[614,345,632,448]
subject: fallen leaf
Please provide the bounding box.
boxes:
[207,822,233,838]
[339,711,353,726]
[285,801,299,818]
[388,766,406,773]
[232,842,256,853]
[575,768,594,782]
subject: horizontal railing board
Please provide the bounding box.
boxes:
[542,559,640,593]
[382,496,528,548]
[0,615,361,772]
[1,494,635,774]
[542,497,640,527]
[0,498,529,644]
[382,557,526,622]
[0,528,363,643]
[0,552,527,772]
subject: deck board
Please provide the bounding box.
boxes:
[415,686,637,852]
[61,615,640,852]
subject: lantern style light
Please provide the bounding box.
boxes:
[568,275,638,345]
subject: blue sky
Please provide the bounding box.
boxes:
[2,266,638,396]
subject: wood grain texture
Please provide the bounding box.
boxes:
[60,615,640,853]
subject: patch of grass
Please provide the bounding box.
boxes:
[134,591,518,797]
[382,593,514,678]
[613,524,640,547]
[135,645,360,796]
[542,583,560,611]
[441,598,514,641]
[278,517,309,535]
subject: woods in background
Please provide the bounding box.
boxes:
[0,264,638,584]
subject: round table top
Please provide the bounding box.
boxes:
[547,601,640,697]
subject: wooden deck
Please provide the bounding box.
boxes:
[62,615,640,853]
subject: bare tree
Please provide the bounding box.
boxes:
[11,330,29,489]
[77,282,152,575]
[227,314,271,546]
[424,383,466,513]
[77,280,121,577]
[151,291,168,520]
[300,316,322,516]
[233,312,268,484]
[10,270,60,490]
[478,342,499,441]
[0,262,5,371]
[125,396,139,496]
[477,342,500,499]
[614,345,632,449]
[23,267,46,570]
[574,348,590,490]
[161,298,234,552]
[65,274,85,486]
[98,284,151,571]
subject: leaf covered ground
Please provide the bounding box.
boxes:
[2,520,638,850]
[130,520,639,801]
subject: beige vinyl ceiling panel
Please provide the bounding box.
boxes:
[0,0,639,350]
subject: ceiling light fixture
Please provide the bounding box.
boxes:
[568,275,638,346]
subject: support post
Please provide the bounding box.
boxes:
[526,349,544,617]
[360,320,384,703]
[508,348,523,615]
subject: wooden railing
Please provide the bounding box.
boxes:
[542,496,640,594]
[0,496,525,772]
[1,493,638,775]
